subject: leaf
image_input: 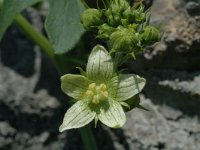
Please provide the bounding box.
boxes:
[0,0,3,9]
[45,0,85,54]
[0,0,42,41]
[61,74,89,100]
[115,74,146,101]
[59,100,96,131]
[86,45,114,81]
[98,100,126,128]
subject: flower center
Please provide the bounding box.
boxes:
[85,83,108,104]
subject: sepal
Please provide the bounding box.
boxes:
[76,67,86,76]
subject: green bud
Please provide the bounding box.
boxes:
[121,19,129,26]
[109,26,136,53]
[122,1,147,25]
[110,0,130,14]
[105,8,121,27]
[81,8,103,30]
[131,4,146,23]
[140,25,161,45]
[105,0,130,27]
[122,6,133,23]
[128,24,138,30]
[97,24,117,40]
[133,11,146,23]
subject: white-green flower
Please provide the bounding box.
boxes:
[59,45,146,131]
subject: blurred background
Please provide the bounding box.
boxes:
[0,0,200,149]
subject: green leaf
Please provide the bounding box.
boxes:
[0,0,42,41]
[61,74,89,100]
[86,45,114,81]
[98,100,126,128]
[59,100,96,131]
[115,74,146,101]
[45,0,85,54]
[0,0,3,9]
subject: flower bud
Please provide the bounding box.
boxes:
[122,6,133,24]
[105,0,130,27]
[108,26,136,53]
[97,24,117,40]
[132,11,146,23]
[124,1,146,24]
[140,25,161,45]
[110,0,130,14]
[105,8,121,27]
[81,8,103,30]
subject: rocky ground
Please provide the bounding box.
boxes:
[0,0,200,150]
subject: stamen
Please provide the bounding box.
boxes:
[86,90,94,98]
[86,83,108,104]
[102,91,108,98]
[92,95,100,104]
[88,83,96,90]
[99,84,107,91]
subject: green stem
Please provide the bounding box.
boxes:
[14,14,98,150]
[14,15,55,63]
[79,125,98,150]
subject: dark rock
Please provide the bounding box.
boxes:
[0,122,16,148]
[185,1,200,16]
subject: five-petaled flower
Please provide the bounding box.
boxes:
[59,45,146,131]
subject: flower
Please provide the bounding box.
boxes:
[59,45,146,131]
[140,25,161,45]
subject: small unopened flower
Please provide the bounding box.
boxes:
[108,26,136,53]
[59,45,146,131]
[97,23,117,40]
[81,8,103,30]
[105,0,130,27]
[140,25,161,45]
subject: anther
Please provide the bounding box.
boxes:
[92,95,100,104]
[88,83,96,90]
[86,83,108,104]
[102,91,108,98]
[99,84,107,91]
[86,90,94,98]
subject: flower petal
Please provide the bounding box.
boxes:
[59,100,96,131]
[115,74,146,101]
[86,45,114,81]
[61,74,89,99]
[98,100,126,128]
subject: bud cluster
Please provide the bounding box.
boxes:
[81,0,161,57]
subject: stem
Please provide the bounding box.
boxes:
[79,125,98,150]
[14,15,55,63]
[14,14,98,150]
